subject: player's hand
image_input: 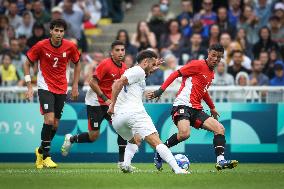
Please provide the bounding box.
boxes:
[107,104,114,115]
[71,85,79,101]
[25,86,34,101]
[105,99,112,106]
[146,88,164,100]
[145,91,156,100]
[210,108,220,120]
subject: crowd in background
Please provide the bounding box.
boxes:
[0,0,284,89]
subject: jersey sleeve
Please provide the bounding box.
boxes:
[179,60,201,77]
[123,66,145,85]
[26,41,41,63]
[70,44,81,64]
[203,91,215,109]
[93,61,108,81]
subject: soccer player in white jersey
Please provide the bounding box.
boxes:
[107,50,188,174]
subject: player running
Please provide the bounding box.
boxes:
[24,19,81,168]
[61,40,129,167]
[147,44,238,171]
[107,50,188,174]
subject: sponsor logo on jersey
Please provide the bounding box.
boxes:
[46,53,51,58]
[63,52,66,57]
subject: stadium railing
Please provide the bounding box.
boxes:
[0,86,284,103]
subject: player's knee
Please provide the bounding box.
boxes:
[216,123,225,135]
[45,118,55,125]
[178,129,190,141]
[89,131,100,142]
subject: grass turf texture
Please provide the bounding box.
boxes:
[0,163,283,189]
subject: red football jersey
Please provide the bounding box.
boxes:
[85,58,127,106]
[26,39,80,94]
[161,59,215,110]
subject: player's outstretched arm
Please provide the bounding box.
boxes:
[146,70,181,100]
[23,59,33,100]
[203,91,219,119]
[107,76,128,115]
[71,61,81,101]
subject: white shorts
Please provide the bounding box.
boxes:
[112,110,157,141]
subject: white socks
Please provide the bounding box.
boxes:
[156,143,181,173]
[123,142,138,166]
[217,155,225,163]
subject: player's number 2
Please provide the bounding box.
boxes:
[53,57,58,67]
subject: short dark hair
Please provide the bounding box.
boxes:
[208,43,224,53]
[50,19,67,30]
[111,40,125,49]
[136,50,158,64]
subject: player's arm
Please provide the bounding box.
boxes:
[146,70,182,100]
[203,91,219,119]
[71,61,81,101]
[23,59,34,100]
[89,77,111,105]
[107,76,128,115]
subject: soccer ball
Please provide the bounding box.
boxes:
[174,154,190,170]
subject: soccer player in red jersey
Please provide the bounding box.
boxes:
[61,40,129,168]
[23,19,81,168]
[147,44,238,171]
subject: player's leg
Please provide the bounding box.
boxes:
[36,89,56,168]
[103,105,128,166]
[144,133,187,174]
[111,112,137,173]
[154,106,191,170]
[61,105,102,156]
[202,114,238,170]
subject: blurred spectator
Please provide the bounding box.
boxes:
[106,0,124,23]
[179,32,207,65]
[194,0,217,27]
[0,53,19,86]
[176,0,194,23]
[6,24,16,39]
[147,4,167,47]
[158,0,175,21]
[6,2,22,29]
[254,0,272,27]
[27,22,47,48]
[9,38,25,81]
[160,19,185,58]
[213,59,234,86]
[124,54,134,68]
[235,28,253,59]
[83,50,105,85]
[191,19,209,38]
[18,35,29,54]
[270,61,284,86]
[73,0,102,28]
[179,15,192,38]
[228,50,251,79]
[228,0,241,26]
[146,67,164,86]
[116,29,137,58]
[16,11,34,38]
[203,24,220,48]
[259,50,273,79]
[227,41,252,70]
[219,32,232,59]
[252,26,279,59]
[231,71,259,102]
[32,0,51,24]
[131,21,157,51]
[249,59,269,86]
[274,2,284,27]
[0,15,9,49]
[238,4,259,44]
[216,6,237,38]
[268,16,284,46]
[0,0,9,14]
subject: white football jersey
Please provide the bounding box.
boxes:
[114,66,146,113]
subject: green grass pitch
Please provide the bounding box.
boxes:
[0,163,284,189]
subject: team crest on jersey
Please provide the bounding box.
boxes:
[63,52,66,57]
